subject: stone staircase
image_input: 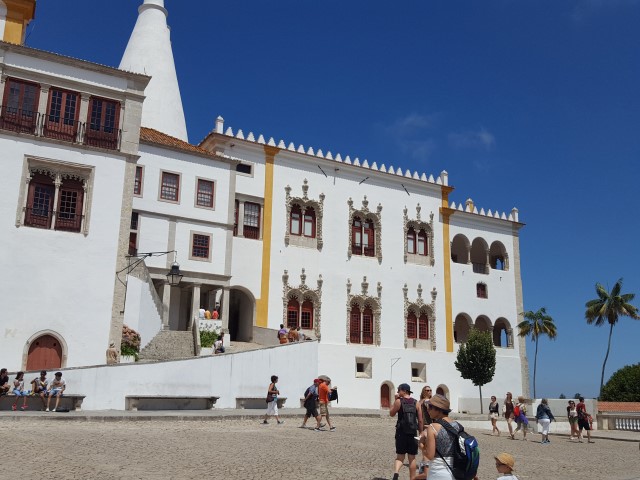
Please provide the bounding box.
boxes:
[138,330,195,361]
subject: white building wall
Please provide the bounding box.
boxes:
[122,275,162,347]
[0,137,129,368]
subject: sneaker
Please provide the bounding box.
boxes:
[45,408,49,412]
[299,425,306,428]
[11,405,17,411]
[329,426,336,431]
[588,440,595,443]
[262,420,268,425]
[314,428,323,432]
[20,405,28,410]
[392,474,400,480]
[277,420,285,424]
[51,408,56,412]
[319,423,326,428]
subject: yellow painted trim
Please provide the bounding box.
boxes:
[2,19,24,44]
[2,0,36,45]
[255,146,278,327]
[440,189,454,352]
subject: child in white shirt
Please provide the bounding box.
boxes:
[495,452,519,479]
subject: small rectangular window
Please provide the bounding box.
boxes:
[134,166,143,196]
[243,202,260,239]
[191,233,210,259]
[236,163,252,175]
[85,97,120,149]
[196,179,214,208]
[160,172,180,202]
[356,363,365,373]
[355,357,372,379]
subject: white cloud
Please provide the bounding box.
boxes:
[384,113,438,137]
[398,138,437,162]
[448,128,496,150]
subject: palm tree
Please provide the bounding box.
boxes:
[517,307,557,398]
[585,278,639,399]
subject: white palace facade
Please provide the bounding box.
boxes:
[0,0,529,410]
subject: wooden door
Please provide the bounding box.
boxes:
[380,384,391,409]
[26,335,62,370]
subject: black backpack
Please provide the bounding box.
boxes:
[435,419,480,480]
[397,398,418,434]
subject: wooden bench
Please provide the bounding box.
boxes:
[236,397,287,409]
[125,395,219,411]
[0,394,85,411]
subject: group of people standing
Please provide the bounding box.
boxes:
[0,368,66,412]
[277,324,308,344]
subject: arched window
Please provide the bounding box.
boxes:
[290,204,302,236]
[418,313,429,339]
[350,304,362,343]
[287,298,299,328]
[303,207,316,238]
[363,221,375,257]
[362,306,374,344]
[352,217,362,255]
[470,238,489,274]
[301,300,314,329]
[407,227,416,254]
[417,230,428,256]
[451,234,470,264]
[407,311,417,339]
[490,241,508,271]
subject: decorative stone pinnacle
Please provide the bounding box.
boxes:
[302,179,309,200]
[300,268,306,285]
[317,274,323,289]
[282,270,289,284]
[417,284,423,299]
[361,276,369,295]
[346,279,352,295]
[377,282,382,298]
[403,283,408,299]
[416,204,421,220]
[431,287,437,301]
[362,196,369,209]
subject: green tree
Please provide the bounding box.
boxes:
[574,393,582,400]
[585,278,640,398]
[601,363,640,402]
[559,393,566,399]
[455,328,496,414]
[517,307,558,399]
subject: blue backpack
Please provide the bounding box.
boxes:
[435,420,480,480]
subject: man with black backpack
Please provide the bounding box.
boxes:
[300,378,324,430]
[390,383,418,480]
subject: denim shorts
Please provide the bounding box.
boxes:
[50,389,63,397]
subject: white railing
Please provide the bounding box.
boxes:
[598,413,640,431]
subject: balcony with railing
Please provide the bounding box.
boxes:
[0,105,121,151]
[23,207,83,233]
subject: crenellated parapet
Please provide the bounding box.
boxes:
[448,198,521,224]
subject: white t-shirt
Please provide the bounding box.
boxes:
[500,475,519,480]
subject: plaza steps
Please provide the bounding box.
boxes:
[138,330,195,361]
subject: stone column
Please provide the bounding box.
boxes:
[161,282,171,329]
[77,94,90,143]
[190,283,201,329]
[0,75,6,107]
[237,202,245,237]
[221,287,230,334]
[37,84,50,136]
[507,328,514,348]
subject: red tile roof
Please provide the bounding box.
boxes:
[140,127,215,157]
[598,402,640,413]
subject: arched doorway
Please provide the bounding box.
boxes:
[229,287,255,342]
[380,381,394,409]
[26,335,62,370]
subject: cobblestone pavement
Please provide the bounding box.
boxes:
[3,416,639,480]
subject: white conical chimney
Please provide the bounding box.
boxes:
[120,0,188,141]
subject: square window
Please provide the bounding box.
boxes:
[196,179,214,208]
[160,171,180,202]
[411,362,426,383]
[355,357,372,379]
[190,232,211,261]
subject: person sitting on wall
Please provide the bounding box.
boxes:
[205,309,212,319]
[46,372,66,412]
[278,324,288,344]
[288,326,299,343]
[0,368,9,396]
[214,332,226,354]
[31,370,49,410]
[212,308,219,320]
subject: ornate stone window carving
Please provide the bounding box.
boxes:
[403,204,434,266]
[284,179,325,250]
[403,284,437,350]
[282,269,323,340]
[346,277,382,346]
[347,196,383,264]
[16,157,94,235]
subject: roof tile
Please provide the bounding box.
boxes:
[140,127,214,157]
[597,402,640,413]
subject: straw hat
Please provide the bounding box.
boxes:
[427,394,450,412]
[495,453,516,471]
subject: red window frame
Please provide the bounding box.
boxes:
[196,179,214,208]
[303,207,316,238]
[418,313,429,340]
[133,166,143,196]
[290,204,302,236]
[350,305,361,343]
[55,179,84,232]
[1,78,39,134]
[363,220,375,257]
[44,87,79,141]
[160,172,180,202]
[128,232,138,256]
[362,307,374,344]
[417,229,428,256]
[243,202,261,239]
[352,217,362,255]
[191,234,210,259]
[407,227,416,254]
[24,174,54,229]
[477,283,488,299]
[407,311,417,339]
[287,298,299,328]
[301,300,314,329]
[86,96,120,149]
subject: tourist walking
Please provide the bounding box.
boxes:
[417,385,433,432]
[535,398,555,444]
[494,452,519,479]
[420,394,459,479]
[11,371,29,410]
[300,378,324,430]
[317,377,335,431]
[390,383,418,480]
[262,375,284,425]
[489,395,501,436]
[504,392,515,439]
[567,400,579,440]
[576,396,594,443]
[513,396,528,441]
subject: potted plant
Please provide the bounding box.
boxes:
[121,325,141,362]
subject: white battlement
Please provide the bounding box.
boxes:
[212,119,448,187]
[448,198,520,223]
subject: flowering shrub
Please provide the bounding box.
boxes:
[121,325,141,359]
[199,330,218,348]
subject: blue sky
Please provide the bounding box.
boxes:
[27,0,640,398]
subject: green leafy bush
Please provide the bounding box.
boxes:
[200,330,218,348]
[121,325,141,360]
[601,363,640,402]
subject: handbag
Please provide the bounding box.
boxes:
[265,393,274,403]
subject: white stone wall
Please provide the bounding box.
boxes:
[123,275,162,348]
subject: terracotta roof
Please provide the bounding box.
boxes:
[140,127,215,157]
[597,402,640,413]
